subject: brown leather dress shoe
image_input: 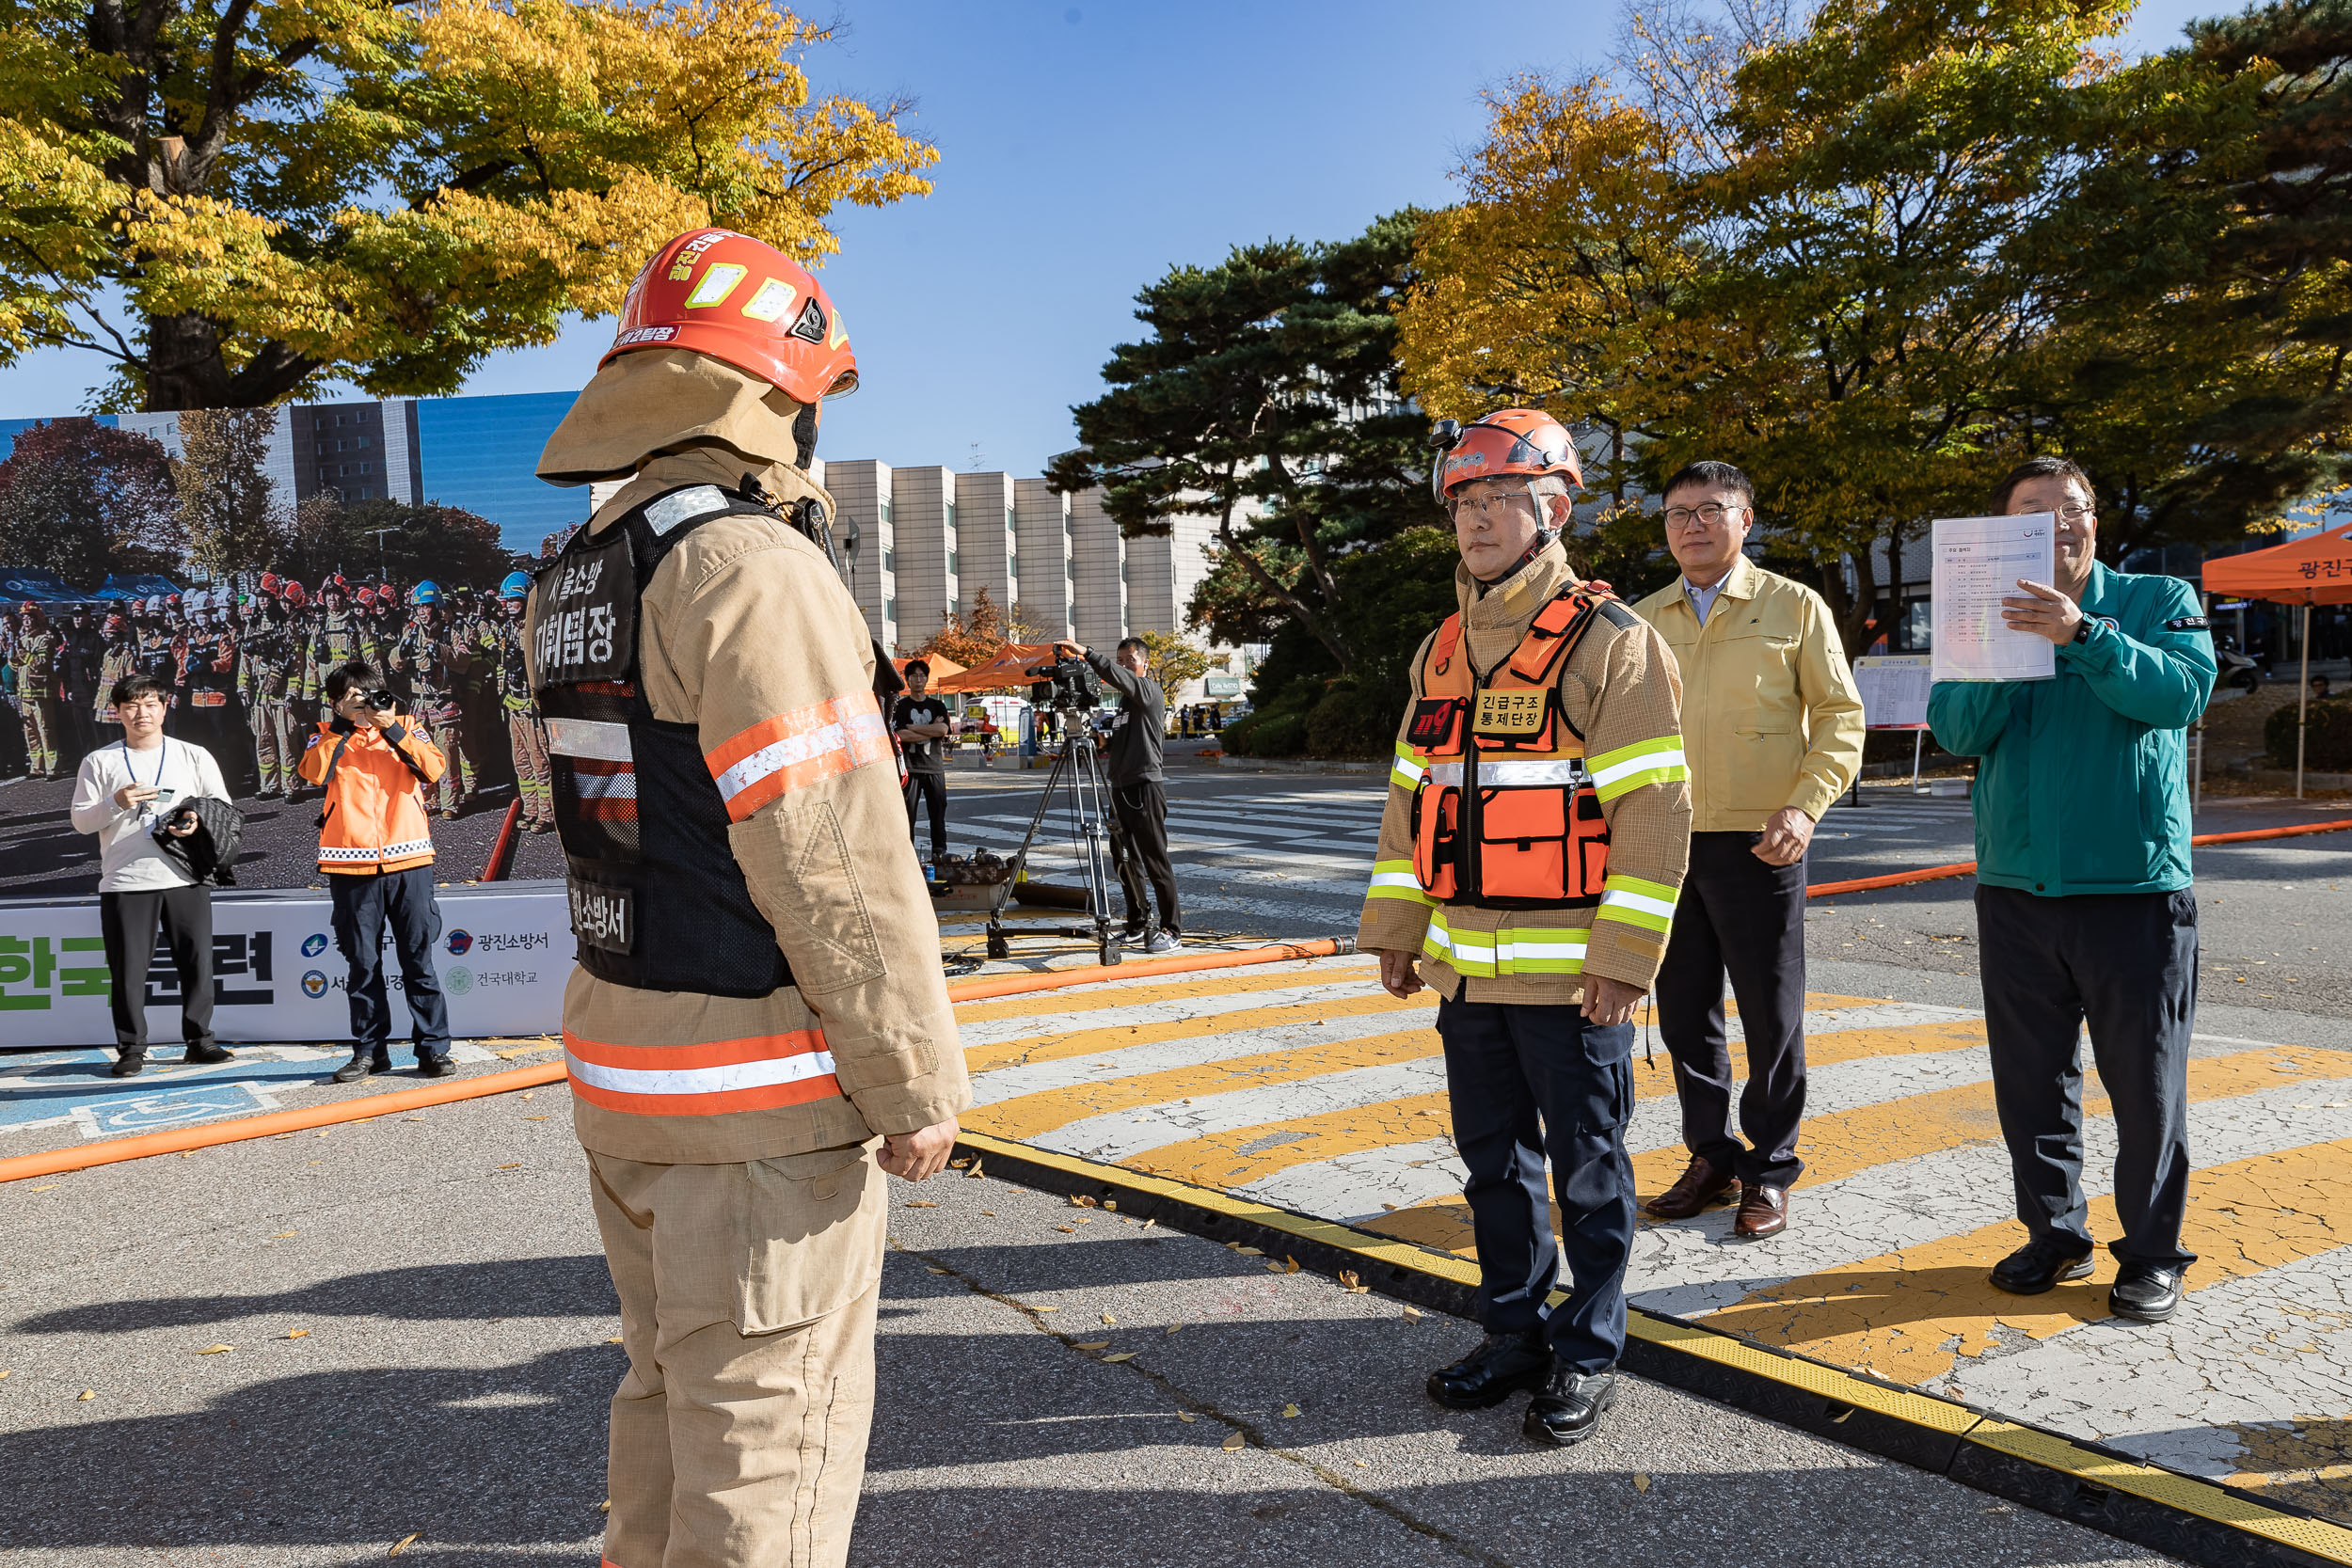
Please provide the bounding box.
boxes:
[1734,1184,1788,1239]
[1644,1156,1736,1219]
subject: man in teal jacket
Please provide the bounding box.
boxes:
[1928,455,2217,1325]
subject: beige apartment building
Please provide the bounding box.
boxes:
[803,457,1246,704]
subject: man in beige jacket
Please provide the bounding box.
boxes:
[530,229,969,1568]
[1633,460,1863,1239]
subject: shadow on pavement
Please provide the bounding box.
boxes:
[13,1253,619,1334]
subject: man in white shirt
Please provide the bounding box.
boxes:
[70,673,234,1077]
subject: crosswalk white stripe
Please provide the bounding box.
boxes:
[957,960,1375,1035]
[1627,1077,2352,1321]
[1232,1040,2008,1218]
[970,1008,1438,1103]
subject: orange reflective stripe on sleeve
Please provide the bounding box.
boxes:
[703,692,892,821]
[564,1028,843,1117]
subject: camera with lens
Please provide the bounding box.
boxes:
[359,688,396,711]
[1025,656,1103,712]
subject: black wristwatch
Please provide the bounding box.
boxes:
[2072,617,2092,644]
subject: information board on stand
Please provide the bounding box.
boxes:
[1851,653,1935,798]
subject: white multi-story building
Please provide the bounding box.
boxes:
[796,458,1238,702]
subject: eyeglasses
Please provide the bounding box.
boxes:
[1663,501,1743,529]
[2011,502,2096,524]
[1452,488,1538,520]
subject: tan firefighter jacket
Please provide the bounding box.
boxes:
[1357,541,1692,1006]
[533,443,970,1165]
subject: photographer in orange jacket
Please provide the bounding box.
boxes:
[296,658,453,1083]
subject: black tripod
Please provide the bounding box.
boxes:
[984,721,1124,966]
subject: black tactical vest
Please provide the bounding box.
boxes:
[532,483,798,998]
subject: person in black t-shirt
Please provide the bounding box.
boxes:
[893,659,952,862]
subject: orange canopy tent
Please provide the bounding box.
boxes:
[928,642,1064,694]
[2201,522,2352,797]
[890,651,966,682]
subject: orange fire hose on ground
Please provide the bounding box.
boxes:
[1804,816,2352,899]
[0,940,1353,1186]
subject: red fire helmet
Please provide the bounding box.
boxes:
[603,228,858,406]
[1431,408,1583,504]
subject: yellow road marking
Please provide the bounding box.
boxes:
[965,990,1431,1076]
[954,960,1376,1024]
[1125,1021,1992,1196]
[1703,1135,2352,1386]
[1375,1045,2352,1258]
[967,1027,1442,1142]
[1621,1043,2352,1206]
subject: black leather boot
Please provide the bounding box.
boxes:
[1426,1329,1551,1410]
[1524,1365,1618,1447]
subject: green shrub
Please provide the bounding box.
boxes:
[1304,678,1395,759]
[2265,697,2352,769]
[1224,702,1311,758]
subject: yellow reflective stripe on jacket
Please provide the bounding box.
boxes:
[1366,858,1434,906]
[1391,744,1425,791]
[1588,736,1689,801]
[1422,911,1587,977]
[1596,872,1677,934]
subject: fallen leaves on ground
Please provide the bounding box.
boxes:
[76,1389,94,1401]
[1339,1270,1370,1293]
[197,1344,233,1355]
[606,1337,624,1344]
[965,1161,986,1180]
[1222,1430,1246,1450]
[1178,1411,1198,1423]
[497,1163,522,1171]
[926,1267,950,1275]
[286,1329,310,1339]
[389,1531,421,1556]
[1232,1244,1263,1257]
[270,1231,297,1239]
[1284,1256,1300,1274]
[1166,1323,1184,1334]
[1103,1352,1136,1363]
[979,1210,996,1216]
[1055,1226,1076,1234]
[1068,1194,1099,1208]
[599,1500,611,1513]
[524,1116,549,1121]
[1281,1403,1300,1418]
[1402,1307,1422,1323]
[903,1200,937,1209]
[1073,1340,1111,1351]
[1633,1472,1652,1494]
[1032,1305,1060,1314]
[520,1092,534,1101]
[1102,1200,1117,1211]
[1101,1311,1117,1324]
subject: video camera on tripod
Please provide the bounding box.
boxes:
[1025,655,1103,712]
[981,647,1123,965]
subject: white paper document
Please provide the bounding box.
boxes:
[1931,514,2058,682]
[1852,654,1933,728]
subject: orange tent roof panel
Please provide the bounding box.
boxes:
[2201,522,2352,605]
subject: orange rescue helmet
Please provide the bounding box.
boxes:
[1430,408,1583,505]
[603,228,858,406]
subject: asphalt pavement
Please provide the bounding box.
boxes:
[0,1085,2171,1568]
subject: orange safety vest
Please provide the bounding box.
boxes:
[1406,586,1616,907]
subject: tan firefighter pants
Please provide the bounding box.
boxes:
[587,1141,887,1568]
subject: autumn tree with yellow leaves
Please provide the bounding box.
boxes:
[0,0,936,412]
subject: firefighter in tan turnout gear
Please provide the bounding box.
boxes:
[530,228,968,1568]
[1359,409,1692,1449]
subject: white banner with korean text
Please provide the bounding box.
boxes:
[0,880,572,1046]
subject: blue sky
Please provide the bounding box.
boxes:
[0,0,2223,483]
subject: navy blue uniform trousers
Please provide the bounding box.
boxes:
[329,864,451,1059]
[1438,995,1636,1374]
